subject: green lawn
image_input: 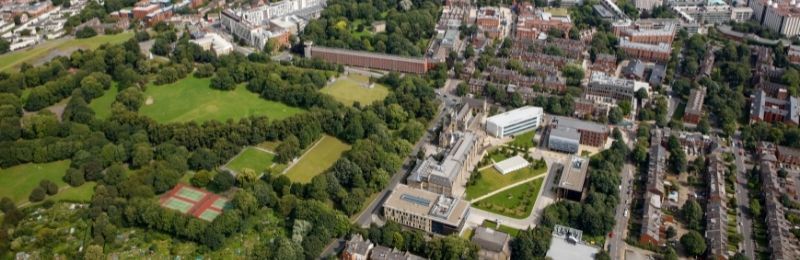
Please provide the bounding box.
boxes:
[49,182,96,203]
[88,83,119,119]
[138,76,305,123]
[321,74,389,107]
[284,135,350,183]
[509,130,536,148]
[466,164,547,200]
[481,220,521,237]
[473,178,544,219]
[0,160,70,204]
[225,147,275,175]
[673,102,686,120]
[0,32,134,72]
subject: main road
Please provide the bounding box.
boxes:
[608,162,635,260]
[732,135,756,260]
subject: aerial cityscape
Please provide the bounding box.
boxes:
[1,0,800,259]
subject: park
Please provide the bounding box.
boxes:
[0,32,134,72]
[283,135,350,183]
[320,73,390,107]
[0,160,95,206]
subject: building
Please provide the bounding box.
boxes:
[220,0,324,48]
[476,7,509,39]
[587,72,651,105]
[790,45,800,65]
[646,130,667,197]
[485,106,544,138]
[190,33,234,56]
[471,227,511,260]
[622,59,645,80]
[407,132,480,196]
[545,225,601,260]
[683,87,706,124]
[749,89,800,125]
[133,4,160,19]
[493,156,530,175]
[619,38,672,62]
[777,145,800,166]
[749,0,800,37]
[554,156,590,201]
[221,9,292,50]
[640,192,664,245]
[342,234,373,260]
[548,127,581,154]
[369,245,425,260]
[705,153,728,260]
[758,161,800,259]
[382,184,470,235]
[304,44,433,74]
[635,0,662,11]
[592,53,617,75]
[672,1,753,25]
[613,19,677,45]
[550,116,609,147]
[641,129,667,247]
[516,4,573,39]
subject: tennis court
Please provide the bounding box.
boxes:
[211,198,229,210]
[176,186,206,202]
[198,209,221,221]
[163,197,193,214]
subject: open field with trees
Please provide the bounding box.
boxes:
[0,32,134,72]
[466,161,547,200]
[139,76,305,123]
[473,178,544,219]
[320,74,389,106]
[224,147,276,175]
[0,160,70,204]
[88,83,119,119]
[284,135,351,183]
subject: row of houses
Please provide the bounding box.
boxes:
[758,158,800,259]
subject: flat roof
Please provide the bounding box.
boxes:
[558,156,589,192]
[551,116,609,133]
[383,184,469,227]
[546,234,600,260]
[550,127,581,141]
[486,106,543,127]
[494,155,530,173]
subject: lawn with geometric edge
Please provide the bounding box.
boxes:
[283,135,350,183]
[320,74,390,107]
[465,164,546,200]
[225,147,275,175]
[473,178,544,219]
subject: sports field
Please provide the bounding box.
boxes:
[320,74,389,106]
[0,32,134,72]
[0,160,69,204]
[225,147,275,175]
[163,197,193,213]
[284,135,351,183]
[159,184,229,221]
[138,76,304,123]
[88,84,119,119]
[473,178,544,219]
[465,164,546,200]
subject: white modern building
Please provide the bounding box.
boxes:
[190,33,234,56]
[750,0,800,37]
[493,156,531,175]
[485,106,544,138]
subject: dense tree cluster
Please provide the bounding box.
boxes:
[360,222,479,260]
[301,0,441,56]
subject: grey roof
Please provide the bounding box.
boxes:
[551,116,609,133]
[558,156,589,192]
[370,245,425,260]
[550,127,581,142]
[407,132,477,189]
[344,234,373,256]
[685,87,706,114]
[622,59,645,78]
[545,232,600,260]
[649,64,666,85]
[472,227,511,252]
[383,184,470,227]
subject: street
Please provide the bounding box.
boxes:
[732,136,756,260]
[608,162,635,260]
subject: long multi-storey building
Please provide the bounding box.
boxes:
[549,116,609,147]
[705,153,729,260]
[485,106,544,137]
[749,89,800,125]
[613,19,677,45]
[407,131,480,196]
[304,44,433,74]
[672,1,753,25]
[383,184,470,235]
[683,87,706,124]
[619,39,672,62]
[220,0,324,48]
[586,71,651,105]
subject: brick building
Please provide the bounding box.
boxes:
[683,87,705,124]
[305,43,433,74]
[515,3,573,39]
[133,4,160,19]
[619,39,671,62]
[612,19,677,45]
[750,89,800,125]
[592,53,617,75]
[549,116,609,147]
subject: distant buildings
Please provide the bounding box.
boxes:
[613,19,676,62]
[586,72,651,106]
[220,0,325,48]
[485,106,544,138]
[683,87,706,124]
[635,0,662,11]
[382,184,470,235]
[619,39,672,62]
[342,234,424,260]
[471,227,512,260]
[749,89,800,125]
[515,4,573,39]
[304,44,433,74]
[476,7,510,39]
[749,0,800,37]
[672,2,753,25]
[554,156,590,201]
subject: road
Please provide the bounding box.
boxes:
[608,162,635,260]
[732,136,756,260]
[320,79,454,258]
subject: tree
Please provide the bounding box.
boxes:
[697,116,710,134]
[666,226,677,239]
[0,197,15,213]
[731,252,749,260]
[40,180,58,195]
[663,247,678,260]
[233,190,258,216]
[681,199,703,231]
[636,88,649,99]
[511,227,551,259]
[595,250,611,260]
[84,245,105,260]
[680,231,707,256]
[399,120,425,142]
[211,171,235,192]
[188,148,219,171]
[464,45,475,59]
[562,65,584,86]
[263,38,278,55]
[131,143,153,168]
[750,199,761,217]
[151,38,171,56]
[275,135,300,164]
[191,170,212,188]
[29,187,46,202]
[210,68,237,90]
[75,27,98,38]
[456,83,468,96]
[608,107,623,124]
[0,38,9,54]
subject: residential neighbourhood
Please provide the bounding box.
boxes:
[3,0,800,259]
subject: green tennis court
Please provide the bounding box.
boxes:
[198,209,221,221]
[176,187,206,202]
[212,198,229,209]
[163,198,193,214]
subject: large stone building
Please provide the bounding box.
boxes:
[382,184,470,235]
[407,131,480,196]
[586,72,651,105]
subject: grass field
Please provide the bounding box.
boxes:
[466,164,547,200]
[509,130,536,148]
[320,74,389,106]
[48,182,96,203]
[0,32,134,72]
[481,220,521,237]
[0,160,70,204]
[138,76,305,123]
[473,178,544,219]
[284,135,350,183]
[225,147,275,175]
[88,83,119,119]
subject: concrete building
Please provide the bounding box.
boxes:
[220,0,324,48]
[485,106,544,137]
[587,72,651,105]
[190,33,233,56]
[472,227,511,260]
[516,4,573,39]
[305,44,433,74]
[548,127,581,154]
[635,0,662,11]
[613,19,677,45]
[545,225,600,260]
[382,184,470,235]
[750,0,800,37]
[407,132,480,196]
[549,116,610,147]
[493,156,530,175]
[749,89,800,125]
[673,1,753,25]
[683,87,706,124]
[342,234,373,260]
[554,156,590,201]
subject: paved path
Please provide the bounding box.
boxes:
[470,172,546,203]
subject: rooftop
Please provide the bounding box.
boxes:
[619,38,672,53]
[551,116,609,133]
[686,87,706,114]
[558,156,590,192]
[383,184,470,227]
[486,106,544,127]
[546,226,600,260]
[471,227,511,252]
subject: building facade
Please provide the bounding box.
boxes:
[305,44,432,74]
[383,184,470,235]
[485,106,544,137]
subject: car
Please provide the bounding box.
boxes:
[624,209,629,217]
